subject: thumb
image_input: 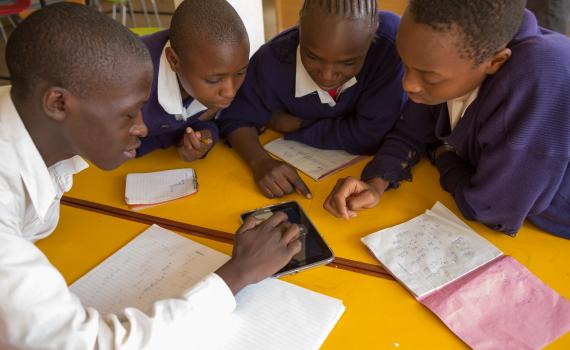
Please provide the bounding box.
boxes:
[237,215,261,234]
[347,190,379,211]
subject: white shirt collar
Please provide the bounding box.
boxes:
[447,87,480,131]
[157,41,208,121]
[0,86,88,220]
[294,45,357,107]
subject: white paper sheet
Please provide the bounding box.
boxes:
[264,138,364,180]
[71,225,345,350]
[362,202,502,299]
[125,168,198,206]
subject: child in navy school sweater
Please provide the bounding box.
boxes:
[137,0,249,161]
[325,0,570,239]
[217,0,405,199]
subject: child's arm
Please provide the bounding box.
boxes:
[284,56,405,155]
[267,110,303,134]
[227,126,312,199]
[0,207,300,349]
[435,139,568,235]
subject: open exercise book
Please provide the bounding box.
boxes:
[70,225,345,350]
[362,202,570,349]
[125,169,198,210]
[264,138,365,181]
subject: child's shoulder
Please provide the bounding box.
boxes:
[490,31,570,156]
[376,10,400,39]
[140,29,170,59]
[504,11,570,81]
[250,26,298,67]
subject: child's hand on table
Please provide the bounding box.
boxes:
[251,156,312,199]
[324,176,389,219]
[177,127,214,162]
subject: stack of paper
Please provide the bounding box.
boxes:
[264,138,365,181]
[362,202,570,349]
[124,169,198,210]
[71,225,345,350]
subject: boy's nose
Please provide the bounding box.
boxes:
[402,70,422,94]
[320,64,336,83]
[220,78,237,99]
[131,110,148,138]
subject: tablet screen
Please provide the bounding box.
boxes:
[241,201,334,277]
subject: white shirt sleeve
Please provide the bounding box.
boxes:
[0,230,236,350]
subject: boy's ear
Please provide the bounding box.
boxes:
[165,47,180,72]
[42,87,70,123]
[483,47,512,75]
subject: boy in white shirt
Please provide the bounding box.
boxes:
[0,3,301,349]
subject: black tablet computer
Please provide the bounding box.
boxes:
[240,201,335,278]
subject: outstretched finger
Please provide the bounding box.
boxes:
[284,170,311,199]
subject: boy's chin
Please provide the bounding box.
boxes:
[408,94,445,106]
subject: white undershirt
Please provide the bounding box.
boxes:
[447,87,480,131]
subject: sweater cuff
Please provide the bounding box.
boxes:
[435,151,473,194]
[361,155,415,189]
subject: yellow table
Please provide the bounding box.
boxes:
[40,200,570,348]
[34,205,467,348]
[66,131,570,298]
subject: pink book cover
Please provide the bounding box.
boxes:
[420,255,570,349]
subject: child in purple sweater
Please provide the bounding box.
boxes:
[217,0,405,199]
[325,0,570,238]
[138,0,249,161]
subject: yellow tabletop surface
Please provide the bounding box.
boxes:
[66,131,570,299]
[36,205,569,348]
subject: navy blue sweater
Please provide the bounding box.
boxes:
[363,10,570,238]
[217,11,405,156]
[137,30,219,157]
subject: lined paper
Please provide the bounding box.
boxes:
[362,202,502,299]
[71,225,345,349]
[125,168,198,207]
[264,138,364,180]
[70,224,228,315]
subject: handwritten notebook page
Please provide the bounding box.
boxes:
[125,168,198,207]
[264,138,364,180]
[70,225,345,350]
[362,202,502,299]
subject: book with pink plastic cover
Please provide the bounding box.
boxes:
[362,202,570,349]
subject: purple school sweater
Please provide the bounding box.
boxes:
[217,11,405,156]
[137,30,219,157]
[362,10,570,238]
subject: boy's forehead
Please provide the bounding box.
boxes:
[183,40,249,74]
[92,62,152,102]
[300,14,374,58]
[397,13,465,71]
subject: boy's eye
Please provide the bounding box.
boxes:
[205,77,223,84]
[306,52,318,60]
[342,61,356,66]
[424,78,444,86]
